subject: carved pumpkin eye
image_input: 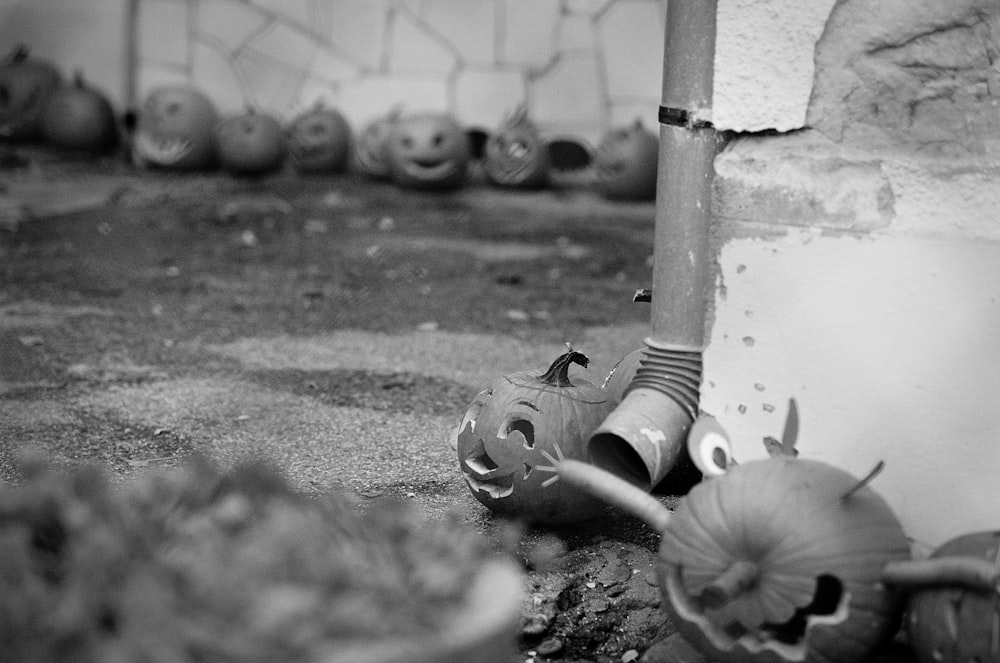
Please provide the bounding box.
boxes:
[498,410,535,449]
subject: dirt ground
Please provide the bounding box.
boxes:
[0,146,701,662]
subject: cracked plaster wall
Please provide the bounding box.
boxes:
[706,0,1000,553]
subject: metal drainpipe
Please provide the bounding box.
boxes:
[588,0,718,490]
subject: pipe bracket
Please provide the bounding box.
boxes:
[658,105,714,130]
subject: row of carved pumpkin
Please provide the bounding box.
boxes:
[0,47,658,199]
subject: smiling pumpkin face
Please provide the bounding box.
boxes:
[133,86,218,170]
[453,349,615,525]
[385,112,470,189]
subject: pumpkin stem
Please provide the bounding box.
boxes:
[699,560,760,608]
[840,460,885,501]
[538,345,589,387]
[882,558,1000,595]
[557,459,672,532]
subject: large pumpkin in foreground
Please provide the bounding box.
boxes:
[658,457,911,663]
[0,46,62,141]
[385,112,470,189]
[558,448,912,663]
[134,85,218,170]
[454,348,614,525]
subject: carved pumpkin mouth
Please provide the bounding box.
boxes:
[460,413,538,500]
[461,438,516,498]
[401,158,458,181]
[464,471,515,499]
[665,566,851,661]
[134,131,193,165]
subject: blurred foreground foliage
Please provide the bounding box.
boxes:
[0,454,495,663]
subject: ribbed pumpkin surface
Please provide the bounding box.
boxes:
[659,457,911,663]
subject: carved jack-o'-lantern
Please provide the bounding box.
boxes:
[0,45,62,141]
[134,85,218,171]
[287,103,352,174]
[215,108,285,175]
[594,118,659,201]
[558,409,913,663]
[385,112,470,189]
[483,106,550,188]
[353,108,400,180]
[454,347,615,525]
[883,530,1000,663]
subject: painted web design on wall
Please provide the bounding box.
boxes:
[135,0,667,145]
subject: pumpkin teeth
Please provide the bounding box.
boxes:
[134,132,193,165]
[463,471,515,499]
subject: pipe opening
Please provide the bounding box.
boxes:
[589,431,653,488]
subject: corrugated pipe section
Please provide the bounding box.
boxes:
[588,0,718,490]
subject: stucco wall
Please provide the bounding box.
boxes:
[707,0,1000,554]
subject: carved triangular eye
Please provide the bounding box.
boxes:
[687,414,734,477]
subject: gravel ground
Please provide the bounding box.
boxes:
[0,146,695,662]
